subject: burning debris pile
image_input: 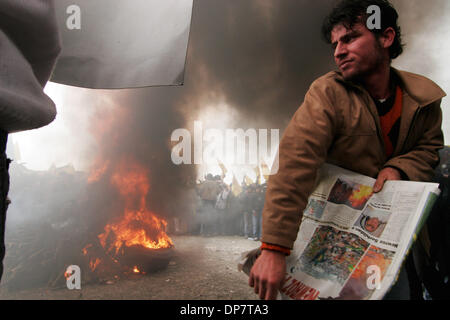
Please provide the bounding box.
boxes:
[2,158,175,291]
[81,158,174,279]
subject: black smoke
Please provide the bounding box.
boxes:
[83,0,338,221]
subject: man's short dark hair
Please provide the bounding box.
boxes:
[321,0,404,59]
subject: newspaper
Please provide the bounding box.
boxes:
[239,163,440,300]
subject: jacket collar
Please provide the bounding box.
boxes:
[392,68,446,107]
[333,67,446,107]
[332,67,446,158]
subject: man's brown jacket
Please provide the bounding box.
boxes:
[262,68,446,250]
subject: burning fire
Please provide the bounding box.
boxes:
[90,258,101,272]
[83,158,173,273]
[82,243,92,255]
[97,159,173,255]
[98,209,173,255]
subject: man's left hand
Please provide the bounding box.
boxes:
[373,167,402,193]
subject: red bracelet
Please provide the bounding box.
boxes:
[261,242,291,256]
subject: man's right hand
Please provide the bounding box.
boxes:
[248,249,286,300]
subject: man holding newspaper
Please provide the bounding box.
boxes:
[249,0,446,300]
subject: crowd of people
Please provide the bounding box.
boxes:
[170,146,450,241]
[192,173,267,241]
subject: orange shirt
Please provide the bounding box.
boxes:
[377,86,403,158]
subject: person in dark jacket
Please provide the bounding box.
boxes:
[0,0,61,281]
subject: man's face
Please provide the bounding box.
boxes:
[330,22,385,81]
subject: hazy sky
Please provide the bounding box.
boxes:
[391,0,450,142]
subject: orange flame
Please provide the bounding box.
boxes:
[82,243,93,255]
[97,159,173,256]
[88,258,101,271]
[82,244,102,272]
[133,266,140,273]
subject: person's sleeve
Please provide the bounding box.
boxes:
[0,0,61,133]
[261,242,291,256]
[0,0,62,86]
[261,80,339,249]
[384,100,444,182]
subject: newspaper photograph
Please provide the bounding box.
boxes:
[278,164,440,300]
